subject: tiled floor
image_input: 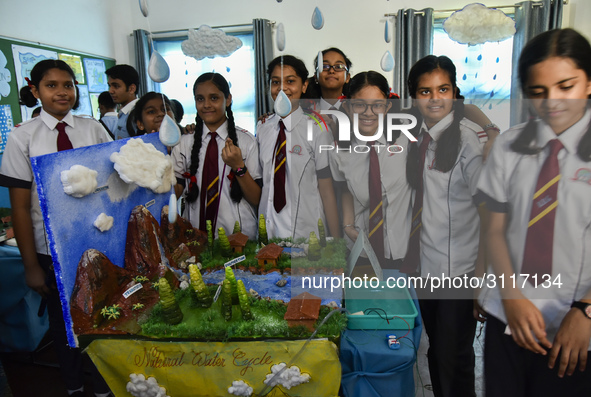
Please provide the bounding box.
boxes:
[414,322,486,397]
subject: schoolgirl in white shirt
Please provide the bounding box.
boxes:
[257,55,340,240]
[331,71,412,268]
[0,59,111,396]
[171,73,261,239]
[478,28,591,396]
[406,55,487,397]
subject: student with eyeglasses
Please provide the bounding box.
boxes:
[305,47,352,111]
[330,71,411,275]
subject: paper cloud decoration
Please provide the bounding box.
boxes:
[181,25,243,60]
[443,3,515,45]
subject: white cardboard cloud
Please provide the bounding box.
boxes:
[443,3,515,45]
[181,25,243,60]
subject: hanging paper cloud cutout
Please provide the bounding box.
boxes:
[443,3,515,45]
[181,25,243,60]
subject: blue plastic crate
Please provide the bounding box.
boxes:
[344,281,417,330]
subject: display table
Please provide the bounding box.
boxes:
[0,244,48,352]
[87,338,341,397]
[340,270,422,397]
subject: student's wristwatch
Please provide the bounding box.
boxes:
[234,165,248,177]
[571,301,591,319]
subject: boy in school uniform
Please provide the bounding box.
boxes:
[105,64,139,139]
[98,91,117,138]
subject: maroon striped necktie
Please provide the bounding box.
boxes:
[402,130,431,274]
[199,131,219,231]
[521,139,563,284]
[56,122,73,151]
[273,120,287,213]
[368,142,384,259]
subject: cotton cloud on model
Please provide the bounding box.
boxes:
[181,25,243,60]
[264,363,311,390]
[443,3,515,45]
[60,164,98,198]
[228,380,253,396]
[110,138,175,194]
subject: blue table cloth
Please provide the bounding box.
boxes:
[340,270,422,397]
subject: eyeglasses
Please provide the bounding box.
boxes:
[350,101,388,114]
[320,64,348,73]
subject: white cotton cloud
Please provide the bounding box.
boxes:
[181,25,243,60]
[443,3,515,45]
[60,164,98,198]
[93,213,113,232]
[126,374,170,397]
[228,380,253,396]
[264,363,311,390]
[110,138,174,194]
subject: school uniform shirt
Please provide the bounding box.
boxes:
[257,107,333,239]
[115,98,138,139]
[100,111,118,135]
[331,133,412,260]
[419,112,485,278]
[0,109,112,255]
[171,121,261,239]
[477,111,591,342]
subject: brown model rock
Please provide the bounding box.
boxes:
[159,205,207,260]
[124,205,169,280]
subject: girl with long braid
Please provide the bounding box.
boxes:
[171,73,261,239]
[406,55,487,397]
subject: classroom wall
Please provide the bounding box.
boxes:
[1,0,589,80]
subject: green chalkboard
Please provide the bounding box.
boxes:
[0,35,116,152]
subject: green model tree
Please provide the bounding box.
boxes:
[206,220,214,253]
[221,279,233,321]
[219,227,232,257]
[233,221,241,234]
[157,278,183,325]
[225,265,239,303]
[308,231,321,261]
[258,214,268,245]
[237,280,253,320]
[188,264,213,308]
[318,218,327,247]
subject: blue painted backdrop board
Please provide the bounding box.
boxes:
[31,132,171,346]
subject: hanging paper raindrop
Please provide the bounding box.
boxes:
[185,83,188,88]
[148,50,170,83]
[489,103,493,110]
[380,51,394,72]
[276,23,286,51]
[159,114,181,147]
[316,51,323,81]
[490,91,495,98]
[475,73,478,79]
[462,74,467,81]
[465,57,468,63]
[168,193,177,224]
[138,0,149,17]
[311,7,324,30]
[496,57,500,63]
[274,90,292,117]
[493,74,497,80]
[226,66,231,72]
[477,54,482,61]
[384,20,391,43]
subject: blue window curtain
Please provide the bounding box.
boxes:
[510,0,563,125]
[133,29,154,97]
[253,19,274,118]
[393,8,434,109]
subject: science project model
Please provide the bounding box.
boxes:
[32,133,345,344]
